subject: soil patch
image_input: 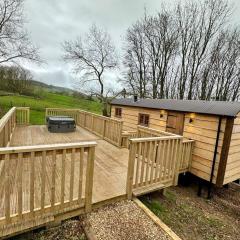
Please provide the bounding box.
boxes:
[141,183,240,240]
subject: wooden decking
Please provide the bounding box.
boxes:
[0,125,129,219]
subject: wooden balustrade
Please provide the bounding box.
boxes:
[121,126,176,148]
[45,108,79,121]
[179,139,194,173]
[0,107,16,147]
[121,131,137,148]
[137,125,177,138]
[16,107,30,125]
[0,142,96,235]
[126,135,183,199]
[46,108,123,147]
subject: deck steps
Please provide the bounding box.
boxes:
[133,182,165,197]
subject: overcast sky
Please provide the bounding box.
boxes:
[23,0,240,91]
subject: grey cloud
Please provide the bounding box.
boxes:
[23,0,240,90]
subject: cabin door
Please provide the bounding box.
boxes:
[166,111,185,135]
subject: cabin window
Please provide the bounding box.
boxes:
[115,107,122,118]
[138,113,149,127]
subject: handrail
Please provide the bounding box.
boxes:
[0,107,16,132]
[0,141,97,154]
[0,107,16,147]
[137,125,178,137]
[130,135,183,143]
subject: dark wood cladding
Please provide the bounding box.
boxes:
[216,117,234,187]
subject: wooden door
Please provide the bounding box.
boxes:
[166,111,185,135]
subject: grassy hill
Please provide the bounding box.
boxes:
[0,91,102,124]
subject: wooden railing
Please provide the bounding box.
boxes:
[46,108,123,147]
[121,126,176,148]
[0,142,96,237]
[137,126,176,138]
[0,107,16,147]
[0,107,30,147]
[16,107,30,125]
[126,135,183,199]
[179,139,194,173]
[45,108,79,121]
[121,131,138,148]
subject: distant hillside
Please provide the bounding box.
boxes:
[30,80,88,98]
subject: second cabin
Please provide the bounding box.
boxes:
[111,97,240,187]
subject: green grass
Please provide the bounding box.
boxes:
[0,92,102,124]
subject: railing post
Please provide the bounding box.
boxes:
[4,154,10,223]
[103,119,106,138]
[174,138,183,186]
[84,112,86,127]
[91,115,94,131]
[188,141,194,171]
[126,141,136,199]
[45,108,48,122]
[27,107,30,125]
[118,121,123,147]
[85,146,95,212]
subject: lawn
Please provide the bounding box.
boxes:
[0,92,102,124]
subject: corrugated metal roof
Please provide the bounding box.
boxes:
[111,98,240,117]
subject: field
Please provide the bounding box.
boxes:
[0,92,102,124]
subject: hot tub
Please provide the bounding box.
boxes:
[47,116,76,133]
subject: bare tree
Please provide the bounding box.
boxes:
[121,0,240,102]
[208,30,240,101]
[175,0,230,99]
[145,11,178,98]
[62,24,118,115]
[0,0,40,64]
[122,20,150,98]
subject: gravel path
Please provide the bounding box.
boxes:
[84,200,172,240]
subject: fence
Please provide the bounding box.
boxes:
[45,108,79,121]
[46,108,123,147]
[121,126,177,148]
[0,107,30,147]
[0,141,96,237]
[126,135,183,199]
[16,107,30,125]
[179,139,194,173]
[0,107,16,147]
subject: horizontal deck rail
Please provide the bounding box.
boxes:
[0,141,96,237]
[126,135,183,199]
[46,108,123,147]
